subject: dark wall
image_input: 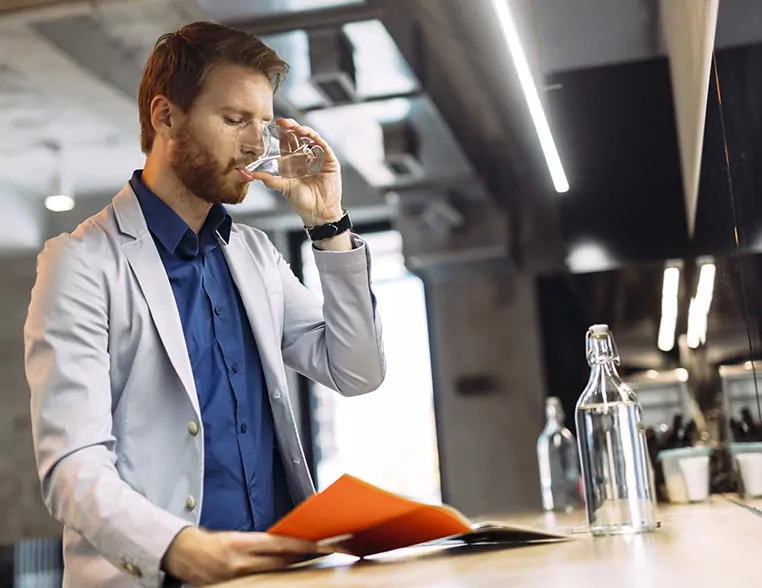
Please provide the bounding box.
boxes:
[545,56,689,266]
[538,46,762,272]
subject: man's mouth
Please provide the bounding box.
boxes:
[235,166,256,182]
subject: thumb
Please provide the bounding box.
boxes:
[249,171,290,194]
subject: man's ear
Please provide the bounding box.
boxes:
[150,95,179,141]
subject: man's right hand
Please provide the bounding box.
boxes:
[162,526,326,586]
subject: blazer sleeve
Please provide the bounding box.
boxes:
[276,235,386,396]
[24,235,190,588]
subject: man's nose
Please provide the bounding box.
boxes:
[238,122,265,158]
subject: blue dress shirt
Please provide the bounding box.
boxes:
[130,170,284,532]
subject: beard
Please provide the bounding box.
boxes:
[168,123,249,206]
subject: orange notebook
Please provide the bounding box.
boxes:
[267,474,568,557]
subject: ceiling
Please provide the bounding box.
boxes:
[0,0,760,254]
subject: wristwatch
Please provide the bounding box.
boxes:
[304,209,352,241]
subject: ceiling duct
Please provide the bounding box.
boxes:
[381,119,424,180]
[307,28,357,105]
[395,190,509,281]
[421,197,465,234]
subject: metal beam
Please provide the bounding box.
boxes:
[0,0,73,15]
[32,14,143,101]
[229,2,386,36]
[301,89,423,112]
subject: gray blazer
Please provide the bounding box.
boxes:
[23,184,385,587]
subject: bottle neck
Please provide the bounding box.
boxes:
[580,328,637,406]
[586,331,619,366]
[586,329,624,379]
[544,399,566,430]
[588,360,621,379]
[583,355,633,405]
[587,356,627,386]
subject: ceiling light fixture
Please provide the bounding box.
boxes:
[44,141,76,213]
[488,0,569,193]
[658,266,680,352]
[686,262,715,349]
[45,194,75,212]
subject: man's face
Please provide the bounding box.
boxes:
[167,63,275,206]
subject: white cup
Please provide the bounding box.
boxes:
[678,455,710,502]
[736,453,762,498]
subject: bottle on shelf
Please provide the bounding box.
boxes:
[537,397,582,512]
[730,418,745,442]
[739,407,762,442]
[575,324,659,536]
[664,415,684,449]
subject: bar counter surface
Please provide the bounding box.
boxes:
[213,497,762,587]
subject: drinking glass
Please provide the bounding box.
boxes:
[236,120,324,179]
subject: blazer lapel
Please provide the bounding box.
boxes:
[112,185,200,419]
[220,231,284,396]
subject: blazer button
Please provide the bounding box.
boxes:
[120,560,142,578]
[185,495,196,511]
[187,421,199,436]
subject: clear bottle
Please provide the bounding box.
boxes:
[575,324,659,535]
[537,397,582,512]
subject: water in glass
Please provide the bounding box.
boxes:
[236,120,324,179]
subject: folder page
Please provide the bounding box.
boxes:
[268,474,568,557]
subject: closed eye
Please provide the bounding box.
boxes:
[224,116,246,126]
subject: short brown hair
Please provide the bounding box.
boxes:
[137,21,289,153]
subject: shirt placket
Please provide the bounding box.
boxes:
[203,249,261,526]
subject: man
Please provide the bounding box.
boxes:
[24,21,385,587]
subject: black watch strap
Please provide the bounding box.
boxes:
[305,210,352,241]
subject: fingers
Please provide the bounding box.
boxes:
[276,118,338,164]
[247,171,289,194]
[232,532,321,556]
[186,532,332,584]
[229,554,304,576]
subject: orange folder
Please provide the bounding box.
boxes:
[267,474,567,557]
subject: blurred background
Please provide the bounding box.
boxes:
[2,0,762,585]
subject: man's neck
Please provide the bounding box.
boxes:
[142,158,211,234]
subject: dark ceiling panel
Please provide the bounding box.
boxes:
[545,57,688,270]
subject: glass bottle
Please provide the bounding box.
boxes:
[537,397,582,512]
[575,324,659,535]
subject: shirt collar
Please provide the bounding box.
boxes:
[129,169,232,256]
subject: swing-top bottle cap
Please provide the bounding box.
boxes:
[589,324,610,336]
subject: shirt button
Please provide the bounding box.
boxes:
[240,423,247,434]
[231,363,240,373]
[185,495,196,511]
[214,306,222,316]
[187,421,199,437]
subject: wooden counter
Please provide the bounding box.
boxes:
[214,497,762,587]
